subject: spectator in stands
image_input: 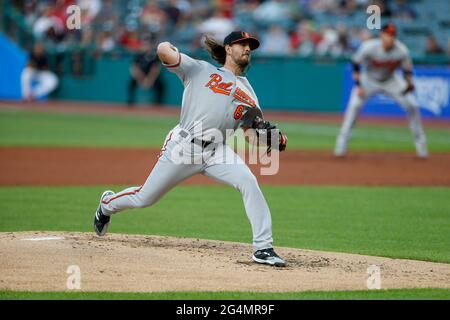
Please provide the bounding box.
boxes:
[51,0,75,27]
[348,27,372,52]
[21,42,59,101]
[348,27,362,51]
[127,40,165,107]
[187,0,211,20]
[391,0,417,21]
[12,0,448,61]
[290,20,321,55]
[23,0,40,27]
[163,0,183,27]
[372,0,392,17]
[170,0,193,16]
[304,0,361,15]
[336,23,350,55]
[331,0,358,16]
[301,0,334,15]
[95,31,115,53]
[253,0,292,26]
[260,24,290,55]
[80,27,94,47]
[77,0,102,25]
[119,28,143,52]
[33,5,66,42]
[425,35,445,55]
[169,16,198,51]
[355,0,370,7]
[197,9,235,43]
[95,0,118,28]
[233,0,260,33]
[218,0,235,19]
[316,24,347,56]
[140,0,168,35]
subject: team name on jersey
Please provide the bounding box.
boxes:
[205,74,233,96]
[234,87,256,108]
[369,59,401,71]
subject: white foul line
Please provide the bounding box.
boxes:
[21,236,65,241]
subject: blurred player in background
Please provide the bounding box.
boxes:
[127,40,165,107]
[21,42,59,102]
[335,24,428,158]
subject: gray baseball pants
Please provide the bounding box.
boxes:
[100,125,273,251]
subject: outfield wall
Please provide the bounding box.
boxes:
[54,54,345,112]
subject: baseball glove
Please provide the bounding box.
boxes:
[252,116,288,154]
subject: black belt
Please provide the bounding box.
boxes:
[191,138,213,148]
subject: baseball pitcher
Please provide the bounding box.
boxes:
[93,31,288,267]
[335,23,428,158]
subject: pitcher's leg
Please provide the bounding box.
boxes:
[335,87,367,156]
[203,163,273,251]
[101,156,201,215]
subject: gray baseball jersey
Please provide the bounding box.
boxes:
[164,53,261,141]
[353,38,412,82]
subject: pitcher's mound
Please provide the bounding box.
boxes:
[1,232,449,292]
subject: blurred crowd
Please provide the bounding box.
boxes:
[13,0,450,57]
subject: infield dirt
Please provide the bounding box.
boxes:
[1,147,450,186]
[1,231,449,292]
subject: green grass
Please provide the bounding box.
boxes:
[1,288,449,300]
[1,109,449,151]
[0,109,178,148]
[1,185,449,263]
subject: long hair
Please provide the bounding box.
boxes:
[204,35,227,66]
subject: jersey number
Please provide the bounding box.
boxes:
[233,105,245,120]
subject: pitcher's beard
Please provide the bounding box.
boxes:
[235,55,250,69]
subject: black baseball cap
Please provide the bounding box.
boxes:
[381,23,397,37]
[223,31,260,50]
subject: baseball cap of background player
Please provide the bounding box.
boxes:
[381,23,397,37]
[223,31,260,50]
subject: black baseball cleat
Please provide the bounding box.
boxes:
[252,248,287,267]
[93,190,114,236]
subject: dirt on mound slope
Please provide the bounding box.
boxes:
[1,232,449,292]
